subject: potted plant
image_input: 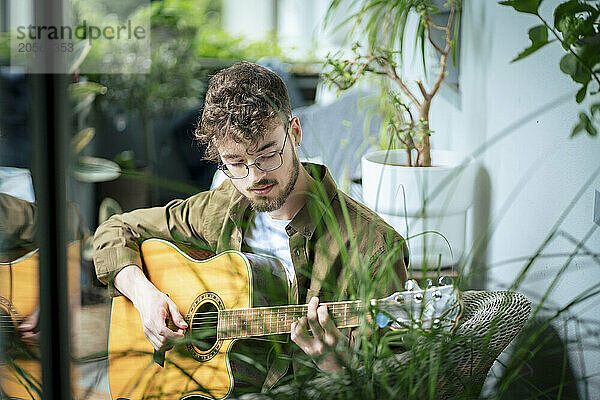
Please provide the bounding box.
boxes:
[324,0,475,273]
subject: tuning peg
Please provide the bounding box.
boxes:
[376,313,391,329]
[404,279,421,292]
[438,276,454,286]
[425,279,433,288]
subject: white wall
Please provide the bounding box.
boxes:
[222,0,348,61]
[430,1,600,396]
[223,0,275,42]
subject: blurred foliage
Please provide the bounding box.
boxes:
[195,29,283,61]
[500,0,600,137]
[0,32,9,65]
[84,0,286,119]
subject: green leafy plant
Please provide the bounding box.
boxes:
[84,0,287,187]
[324,0,461,167]
[500,0,600,137]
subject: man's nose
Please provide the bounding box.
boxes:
[247,164,266,183]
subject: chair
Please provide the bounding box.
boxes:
[238,290,531,399]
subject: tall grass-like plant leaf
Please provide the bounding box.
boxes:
[366,2,387,48]
[417,15,427,78]
[399,7,411,65]
[452,8,461,66]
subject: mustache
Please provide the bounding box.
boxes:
[248,180,277,190]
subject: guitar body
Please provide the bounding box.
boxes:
[0,249,42,400]
[108,239,289,400]
[0,243,80,400]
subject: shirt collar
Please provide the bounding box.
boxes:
[227,162,339,238]
[288,163,338,239]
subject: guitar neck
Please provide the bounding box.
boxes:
[218,301,369,340]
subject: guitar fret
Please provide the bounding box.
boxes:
[217,310,221,340]
[235,309,239,338]
[344,303,348,327]
[216,299,393,340]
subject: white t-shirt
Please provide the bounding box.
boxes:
[244,212,294,282]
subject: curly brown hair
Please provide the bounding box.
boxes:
[195,61,292,161]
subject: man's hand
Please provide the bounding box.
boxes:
[17,306,40,346]
[114,265,188,351]
[290,296,348,373]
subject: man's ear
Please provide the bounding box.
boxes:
[290,117,302,147]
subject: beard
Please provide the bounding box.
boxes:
[249,154,300,213]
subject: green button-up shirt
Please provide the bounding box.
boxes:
[93,163,408,300]
[93,163,408,392]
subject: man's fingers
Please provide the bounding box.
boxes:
[158,325,184,339]
[143,328,163,351]
[167,299,188,330]
[21,331,40,346]
[143,316,180,351]
[18,307,40,332]
[291,318,312,351]
[317,305,342,347]
[306,297,324,340]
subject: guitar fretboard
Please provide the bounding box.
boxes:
[217,301,368,340]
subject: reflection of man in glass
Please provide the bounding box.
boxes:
[0,193,39,345]
[93,62,408,389]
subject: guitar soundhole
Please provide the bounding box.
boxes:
[187,292,224,362]
[193,302,218,351]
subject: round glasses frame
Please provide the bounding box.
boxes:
[217,121,291,179]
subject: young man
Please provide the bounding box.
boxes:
[93,61,408,391]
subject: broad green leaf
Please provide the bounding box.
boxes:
[575,85,587,103]
[575,41,600,68]
[560,53,578,75]
[499,0,543,15]
[584,119,598,136]
[68,81,107,100]
[573,112,598,137]
[512,25,552,62]
[98,197,123,225]
[560,53,591,84]
[554,0,596,32]
[591,103,600,118]
[71,128,95,155]
[571,119,585,137]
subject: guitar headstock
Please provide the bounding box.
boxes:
[375,278,461,333]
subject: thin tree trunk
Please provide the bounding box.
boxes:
[417,101,432,167]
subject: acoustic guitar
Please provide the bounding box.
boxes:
[0,243,80,400]
[108,239,461,400]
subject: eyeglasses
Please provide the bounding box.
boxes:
[218,122,291,179]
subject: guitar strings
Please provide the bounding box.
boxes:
[182,303,366,318]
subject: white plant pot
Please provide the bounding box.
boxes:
[361,149,476,269]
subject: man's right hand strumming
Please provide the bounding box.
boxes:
[114,265,188,351]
